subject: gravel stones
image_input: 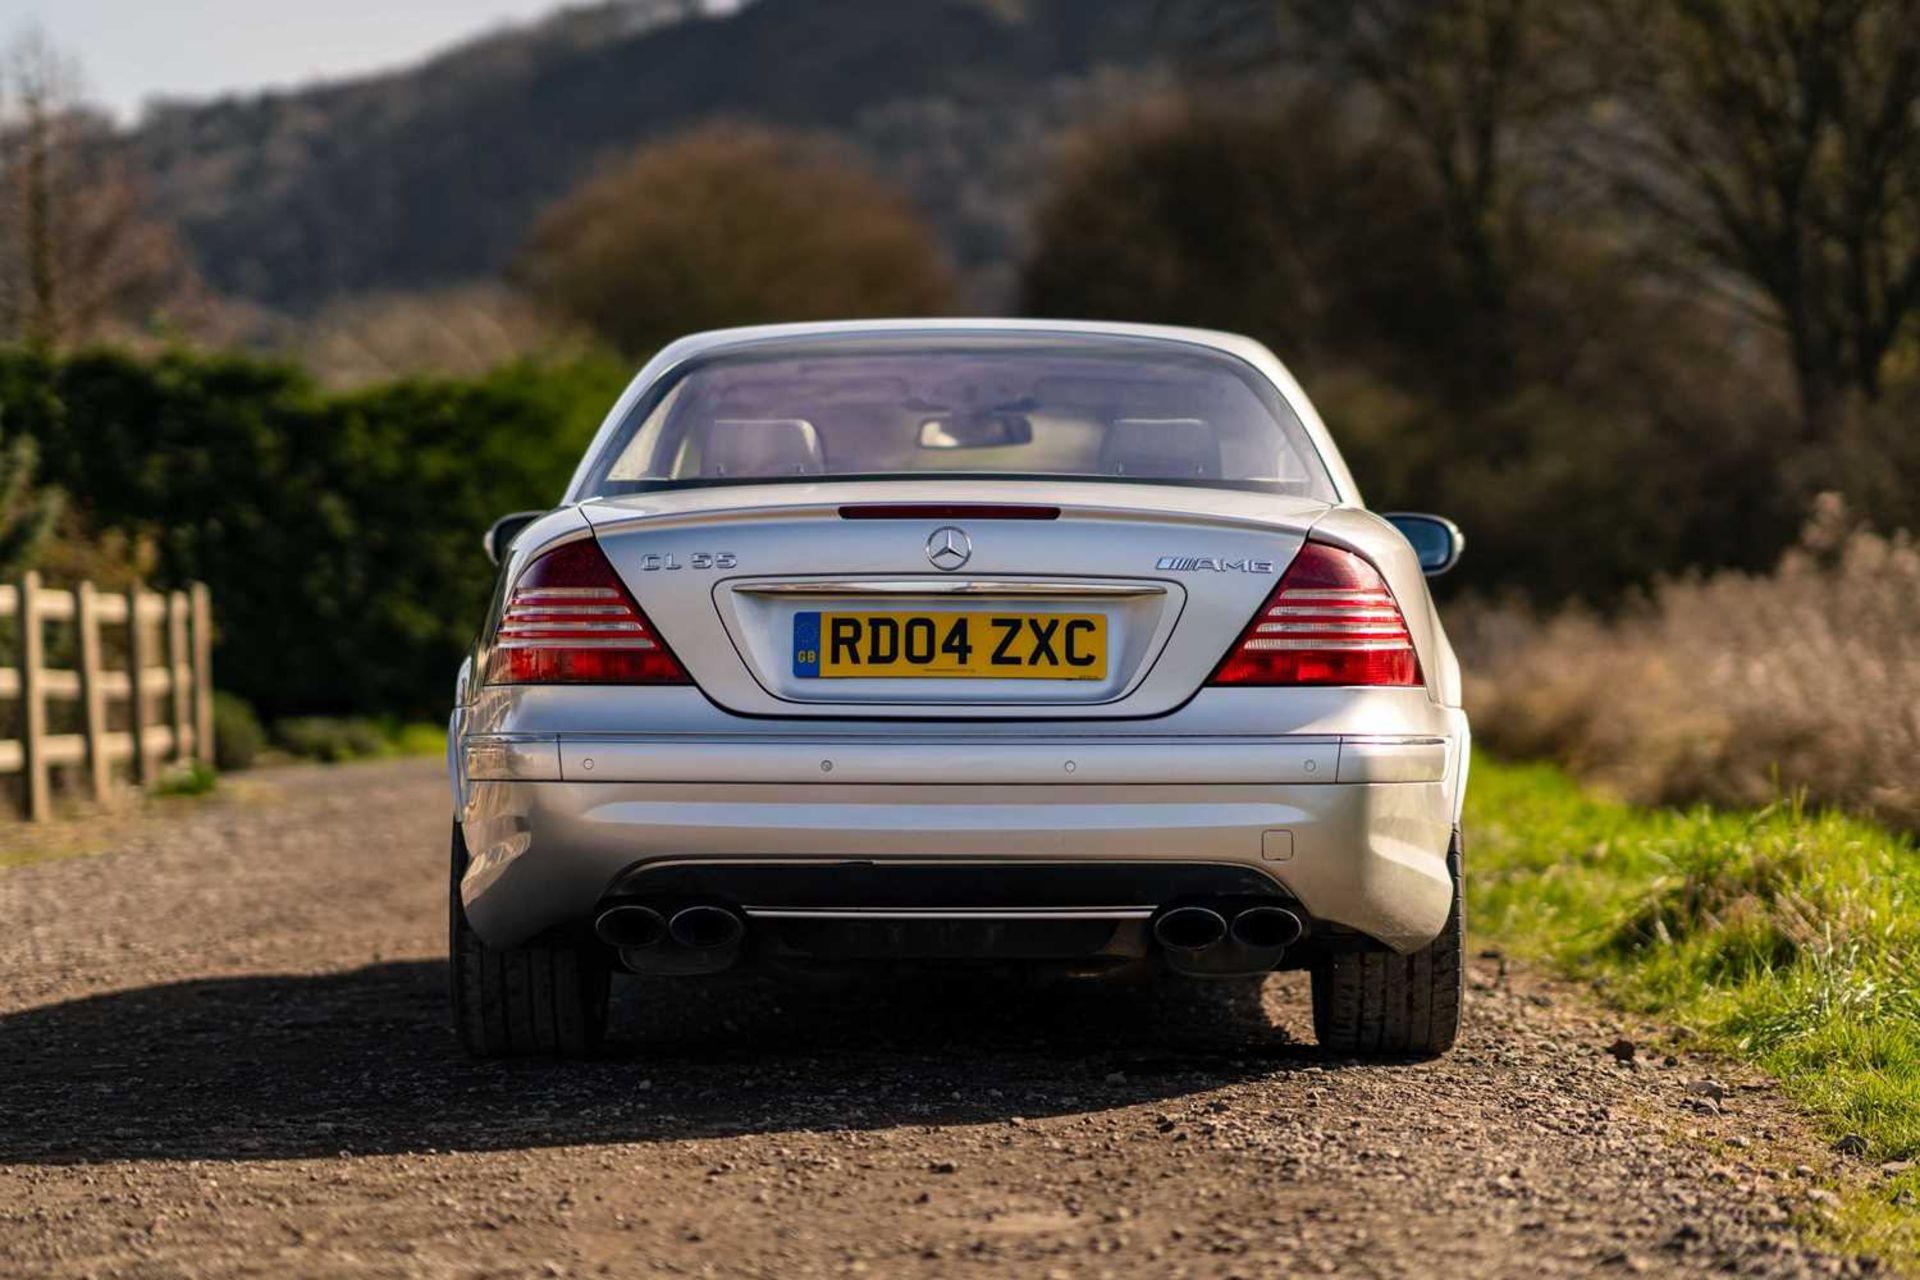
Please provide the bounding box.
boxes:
[0,759,1880,1278]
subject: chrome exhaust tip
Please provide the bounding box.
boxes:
[594,904,667,949]
[1152,906,1229,953]
[1230,905,1304,950]
[668,904,747,951]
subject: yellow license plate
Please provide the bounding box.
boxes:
[793,610,1107,679]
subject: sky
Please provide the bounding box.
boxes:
[0,0,626,122]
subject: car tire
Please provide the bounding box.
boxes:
[1309,833,1463,1058]
[449,821,610,1058]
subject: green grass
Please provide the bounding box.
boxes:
[151,760,219,798]
[384,720,448,759]
[1467,754,1920,1261]
[271,716,445,764]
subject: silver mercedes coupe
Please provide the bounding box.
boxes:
[448,319,1470,1058]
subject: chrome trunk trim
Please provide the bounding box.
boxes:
[731,579,1168,598]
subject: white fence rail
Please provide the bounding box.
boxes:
[1,572,213,820]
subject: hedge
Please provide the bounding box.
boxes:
[0,347,629,719]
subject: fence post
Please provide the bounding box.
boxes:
[190,582,214,768]
[166,592,190,763]
[75,581,109,804]
[18,571,46,821]
[126,585,149,786]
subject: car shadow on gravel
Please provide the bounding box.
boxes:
[0,959,1348,1166]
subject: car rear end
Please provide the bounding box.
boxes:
[448,323,1469,1057]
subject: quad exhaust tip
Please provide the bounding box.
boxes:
[1153,904,1304,956]
[1230,905,1304,950]
[669,904,747,951]
[594,904,667,950]
[597,902,746,953]
[1152,905,1229,953]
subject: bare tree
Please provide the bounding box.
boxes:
[1587,0,1920,436]
[1290,3,1550,337]
[1173,0,1570,399]
[0,29,188,349]
[2,28,74,347]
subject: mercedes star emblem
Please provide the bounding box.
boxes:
[926,526,973,571]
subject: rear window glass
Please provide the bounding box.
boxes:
[577,335,1337,500]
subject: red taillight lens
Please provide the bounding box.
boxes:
[486,539,690,685]
[1208,542,1421,687]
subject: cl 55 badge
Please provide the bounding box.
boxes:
[1156,556,1275,573]
[639,552,737,570]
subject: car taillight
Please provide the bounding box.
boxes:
[487,538,689,685]
[1208,541,1421,687]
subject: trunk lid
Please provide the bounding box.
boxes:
[582,480,1326,720]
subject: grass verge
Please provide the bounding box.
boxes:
[150,760,219,799]
[1467,754,1920,1263]
[271,716,445,764]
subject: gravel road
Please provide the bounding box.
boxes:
[0,759,1876,1278]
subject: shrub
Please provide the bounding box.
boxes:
[0,420,60,579]
[0,345,630,719]
[274,716,392,764]
[211,691,266,771]
[151,760,217,798]
[516,124,955,355]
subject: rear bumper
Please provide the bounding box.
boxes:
[464,732,1448,786]
[456,732,1460,954]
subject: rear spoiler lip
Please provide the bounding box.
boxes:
[577,492,1335,539]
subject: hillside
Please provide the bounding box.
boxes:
[126,0,1196,312]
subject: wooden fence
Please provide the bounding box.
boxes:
[1,572,213,820]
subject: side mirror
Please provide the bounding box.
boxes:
[484,510,546,566]
[1384,513,1464,576]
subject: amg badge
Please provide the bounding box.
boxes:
[1156,556,1276,573]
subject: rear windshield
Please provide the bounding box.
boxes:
[577,335,1337,501]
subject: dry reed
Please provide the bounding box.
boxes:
[1455,495,1920,828]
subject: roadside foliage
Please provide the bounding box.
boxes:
[1459,499,1920,831]
[0,348,628,719]
[1468,756,1920,1260]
